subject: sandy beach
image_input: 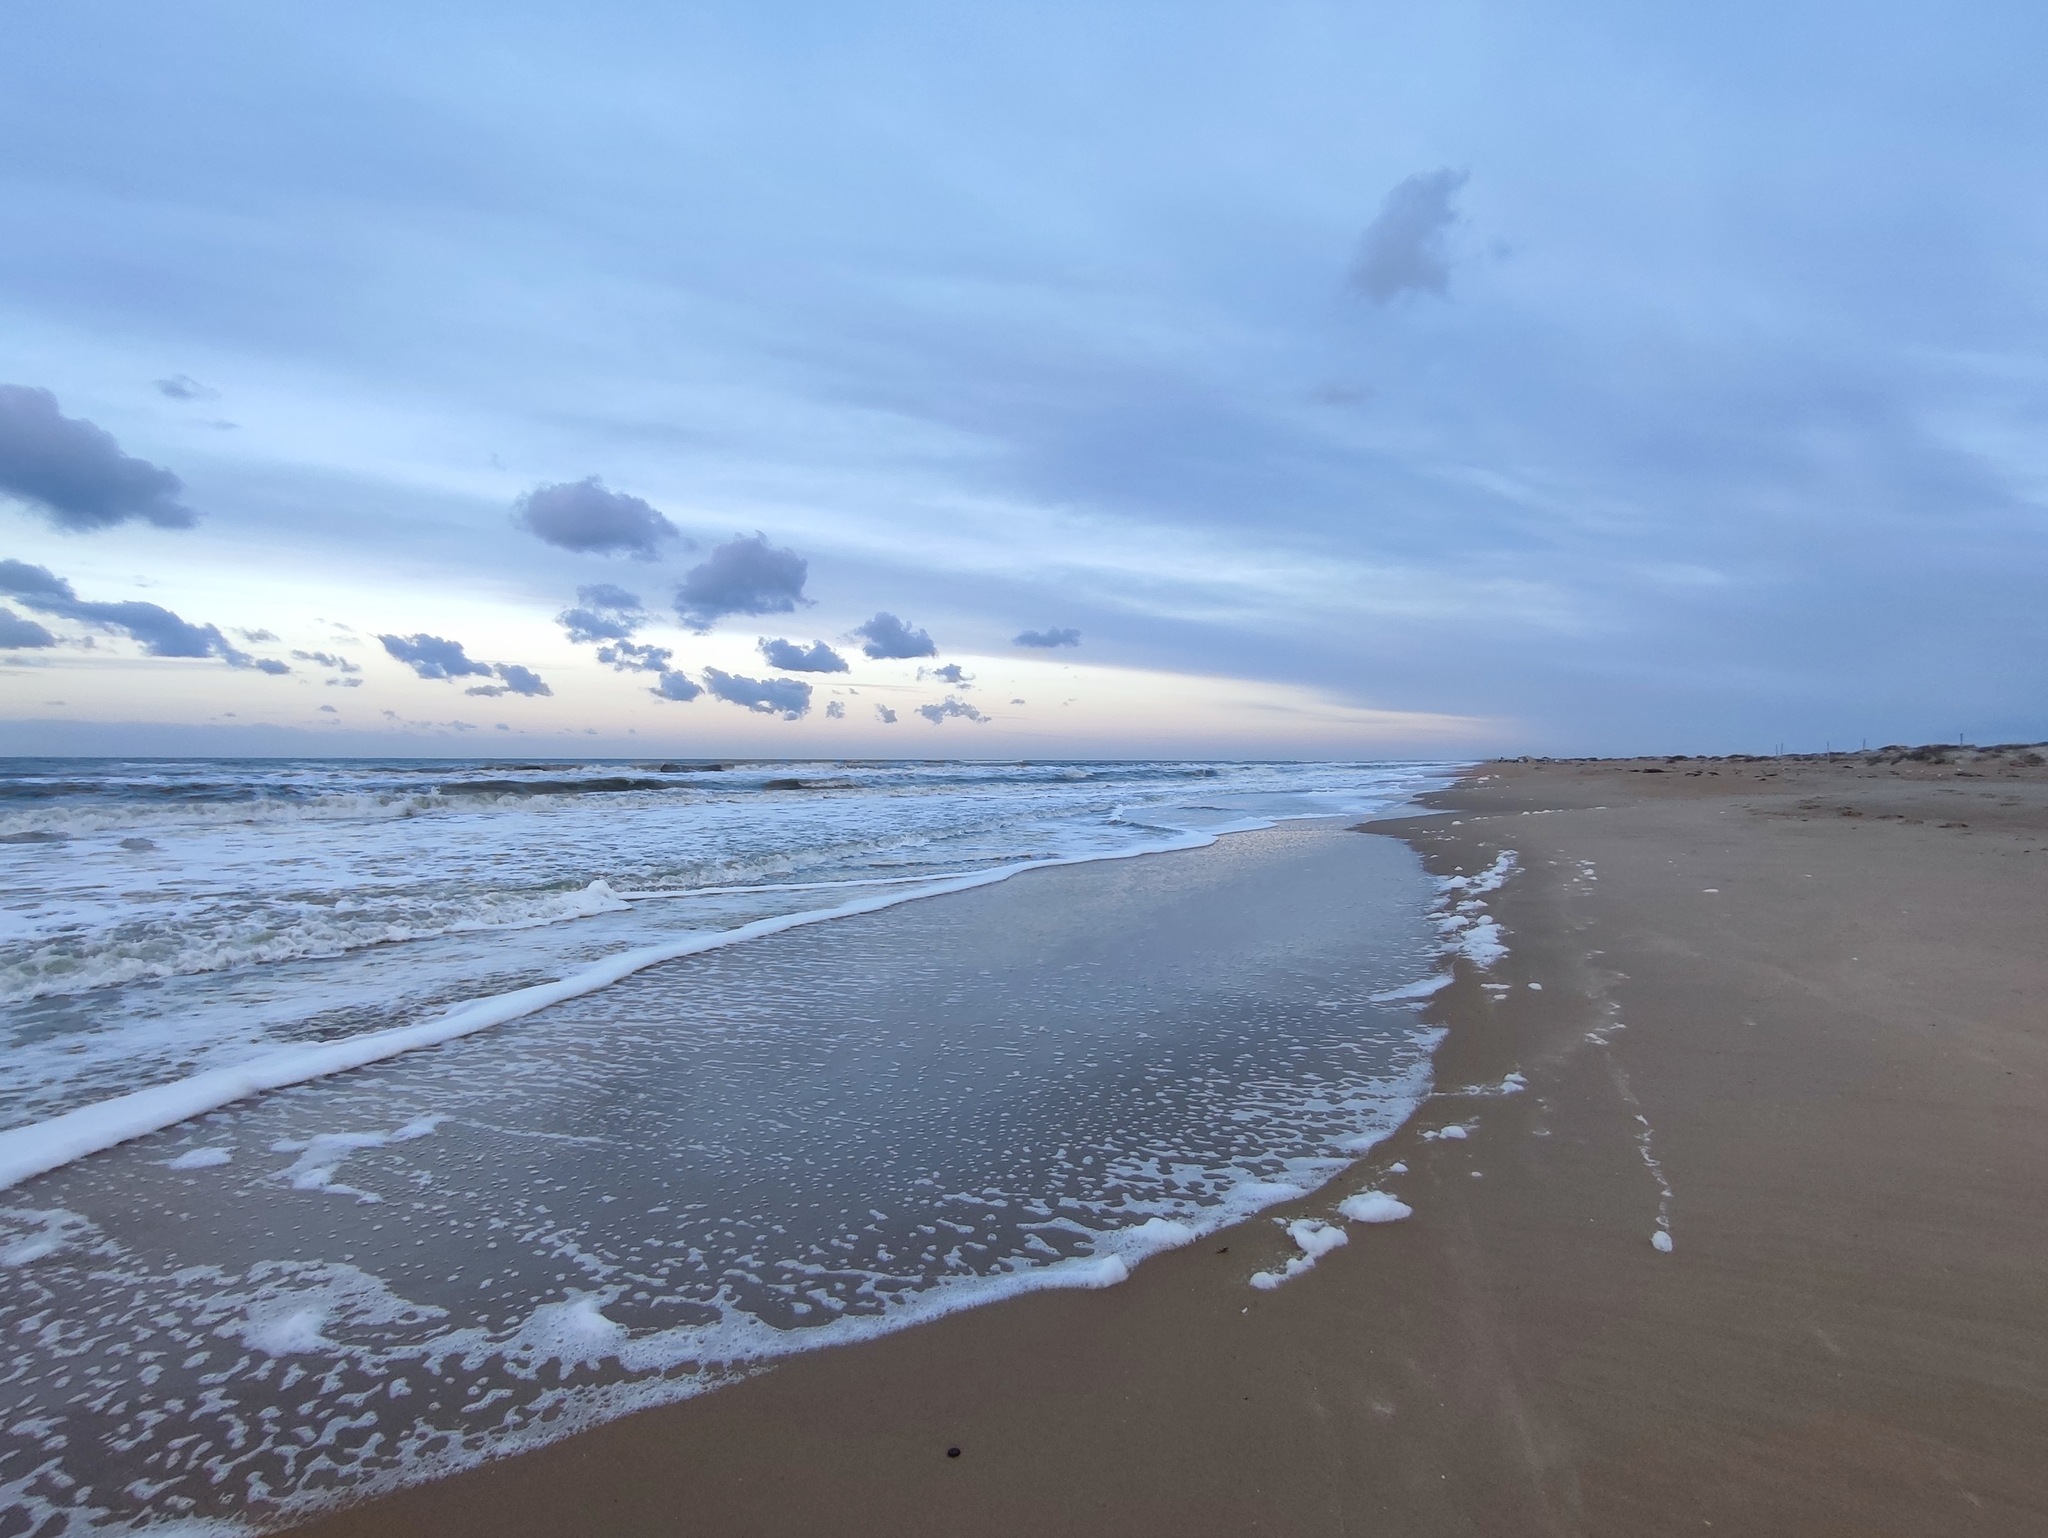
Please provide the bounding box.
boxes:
[281,747,2048,1537]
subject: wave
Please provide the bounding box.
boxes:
[0,824,1265,1189]
[0,880,635,1005]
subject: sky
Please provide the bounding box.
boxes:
[3,0,2045,759]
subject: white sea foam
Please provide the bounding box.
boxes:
[1369,973,1453,1003]
[1338,1191,1412,1223]
[269,1114,447,1202]
[1429,850,1516,970]
[162,1146,232,1169]
[0,1207,88,1267]
[1249,1218,1349,1289]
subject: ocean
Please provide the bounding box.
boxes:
[0,757,1465,1532]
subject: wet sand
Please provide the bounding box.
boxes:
[294,749,2048,1537]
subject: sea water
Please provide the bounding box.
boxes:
[0,758,1462,1532]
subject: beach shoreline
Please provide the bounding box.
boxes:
[260,749,2045,1535]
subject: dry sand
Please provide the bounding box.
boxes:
[293,749,2048,1537]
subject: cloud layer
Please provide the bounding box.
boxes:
[7,7,2047,752]
[0,386,195,532]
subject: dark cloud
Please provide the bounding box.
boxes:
[558,583,647,643]
[758,636,848,672]
[0,559,72,602]
[293,649,361,673]
[651,670,703,702]
[327,676,364,688]
[235,627,278,642]
[921,662,971,686]
[154,375,217,401]
[597,638,672,673]
[703,667,812,718]
[0,558,278,666]
[675,534,808,630]
[464,663,552,698]
[917,696,988,725]
[874,704,898,724]
[496,663,550,697]
[0,385,196,531]
[853,611,936,659]
[1350,168,1467,303]
[377,632,495,679]
[0,606,56,648]
[824,699,845,719]
[514,478,683,559]
[1014,626,1080,648]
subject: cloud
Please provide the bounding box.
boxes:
[1014,626,1080,648]
[1010,697,1026,704]
[1350,168,1467,303]
[825,698,845,718]
[917,696,989,725]
[293,649,361,673]
[853,611,936,659]
[0,558,278,666]
[703,667,812,718]
[319,703,337,713]
[758,636,848,672]
[464,662,552,698]
[0,385,197,531]
[651,669,703,701]
[514,478,683,559]
[378,632,495,680]
[0,559,72,602]
[0,606,56,648]
[675,534,808,630]
[920,662,971,686]
[596,638,672,673]
[235,627,278,642]
[327,676,364,688]
[154,375,217,401]
[874,704,898,724]
[558,583,647,643]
